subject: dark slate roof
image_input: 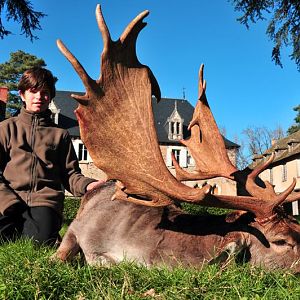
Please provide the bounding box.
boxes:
[152,97,193,145]
[252,130,300,167]
[52,91,83,136]
[53,91,239,149]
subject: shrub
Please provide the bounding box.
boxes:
[63,197,80,223]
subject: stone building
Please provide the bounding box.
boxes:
[50,91,240,196]
[252,130,300,215]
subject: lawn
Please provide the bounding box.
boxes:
[0,198,300,299]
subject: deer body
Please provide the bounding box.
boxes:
[55,182,300,271]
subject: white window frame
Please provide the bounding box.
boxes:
[172,149,180,166]
[78,142,88,161]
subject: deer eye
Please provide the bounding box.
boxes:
[272,239,287,246]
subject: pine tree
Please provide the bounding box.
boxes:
[287,105,300,135]
[0,0,45,40]
[231,0,300,70]
[0,50,46,115]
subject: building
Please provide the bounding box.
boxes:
[50,91,240,196]
[0,87,8,121]
[252,130,300,215]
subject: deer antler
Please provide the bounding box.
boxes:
[172,64,237,181]
[172,65,297,218]
[57,5,212,207]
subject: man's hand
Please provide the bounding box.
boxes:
[86,180,106,192]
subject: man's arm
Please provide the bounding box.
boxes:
[60,132,98,196]
[0,135,24,215]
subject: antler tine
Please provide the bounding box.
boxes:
[56,40,102,104]
[218,145,297,216]
[235,152,292,202]
[119,10,149,44]
[95,4,111,53]
[249,152,275,180]
[198,64,207,103]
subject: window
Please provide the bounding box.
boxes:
[168,121,183,140]
[282,163,287,182]
[176,122,180,134]
[171,122,175,133]
[187,154,193,166]
[78,143,88,161]
[172,149,180,166]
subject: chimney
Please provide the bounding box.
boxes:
[271,138,277,146]
[0,86,8,121]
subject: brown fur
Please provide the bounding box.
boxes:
[53,182,300,271]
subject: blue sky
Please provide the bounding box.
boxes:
[1,0,300,143]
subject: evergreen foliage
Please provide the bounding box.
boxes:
[0,50,46,115]
[0,0,46,40]
[287,105,300,135]
[231,0,300,70]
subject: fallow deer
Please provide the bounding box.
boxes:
[54,4,300,271]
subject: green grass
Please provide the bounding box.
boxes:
[1,198,300,299]
[0,240,300,299]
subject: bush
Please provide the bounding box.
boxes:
[63,197,80,223]
[181,202,230,216]
[62,197,231,225]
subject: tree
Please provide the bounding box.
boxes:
[287,105,300,134]
[235,125,285,169]
[0,50,46,115]
[0,0,46,41]
[230,0,300,70]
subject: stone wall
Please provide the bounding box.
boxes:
[77,144,238,197]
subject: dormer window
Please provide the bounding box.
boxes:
[167,101,184,141]
[287,139,299,152]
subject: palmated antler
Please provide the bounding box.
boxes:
[172,64,237,181]
[172,65,298,218]
[57,5,212,207]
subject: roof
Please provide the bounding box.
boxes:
[53,91,239,149]
[152,97,193,145]
[52,90,83,136]
[252,130,300,166]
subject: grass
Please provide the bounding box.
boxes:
[0,241,300,299]
[1,199,300,299]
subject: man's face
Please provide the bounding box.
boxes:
[20,88,51,113]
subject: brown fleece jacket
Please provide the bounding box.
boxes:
[0,108,95,216]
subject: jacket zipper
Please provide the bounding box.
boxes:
[27,115,38,204]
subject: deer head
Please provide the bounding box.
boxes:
[57,4,300,241]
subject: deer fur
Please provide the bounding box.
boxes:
[55,181,300,271]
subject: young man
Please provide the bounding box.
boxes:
[0,67,102,245]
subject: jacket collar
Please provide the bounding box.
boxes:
[18,107,54,126]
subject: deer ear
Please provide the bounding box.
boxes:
[208,234,248,265]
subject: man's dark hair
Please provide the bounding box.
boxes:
[18,67,56,99]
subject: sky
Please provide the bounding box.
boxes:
[1,0,300,144]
